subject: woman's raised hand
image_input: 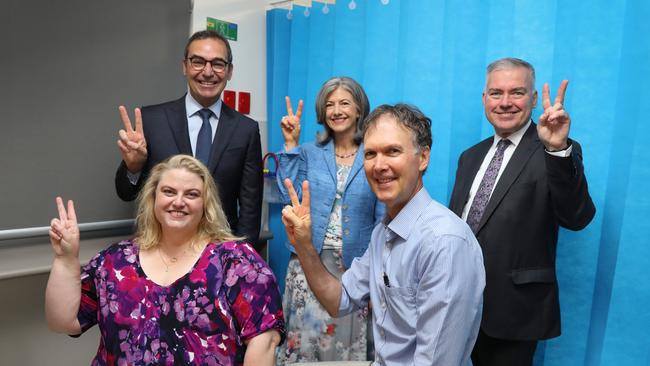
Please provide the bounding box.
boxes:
[49,197,80,259]
[280,96,303,150]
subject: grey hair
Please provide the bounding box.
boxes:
[363,103,432,152]
[314,76,370,145]
[486,57,536,90]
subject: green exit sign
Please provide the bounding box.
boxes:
[207,17,238,41]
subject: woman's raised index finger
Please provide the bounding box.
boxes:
[295,100,304,120]
[118,106,134,132]
[55,197,67,222]
[66,200,77,223]
[285,96,294,116]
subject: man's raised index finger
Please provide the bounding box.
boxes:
[301,180,310,209]
[119,106,134,132]
[555,80,569,106]
[542,83,552,110]
[134,108,144,133]
[283,178,300,207]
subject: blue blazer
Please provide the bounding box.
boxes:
[277,140,385,268]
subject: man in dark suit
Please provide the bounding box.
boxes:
[449,58,595,365]
[115,30,262,243]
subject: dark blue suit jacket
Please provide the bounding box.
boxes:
[449,123,595,340]
[115,96,263,242]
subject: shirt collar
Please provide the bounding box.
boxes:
[385,187,432,242]
[185,91,222,120]
[493,119,531,147]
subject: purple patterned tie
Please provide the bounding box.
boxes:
[466,139,511,233]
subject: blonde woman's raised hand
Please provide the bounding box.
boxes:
[280,96,303,150]
[49,197,80,259]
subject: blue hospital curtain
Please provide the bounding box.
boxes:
[266,1,650,364]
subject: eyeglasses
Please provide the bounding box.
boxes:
[186,56,229,73]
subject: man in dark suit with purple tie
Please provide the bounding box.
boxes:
[114,30,262,243]
[449,58,596,365]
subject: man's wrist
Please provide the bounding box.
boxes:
[545,140,573,157]
[545,144,569,152]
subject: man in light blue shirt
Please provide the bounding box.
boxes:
[281,103,485,365]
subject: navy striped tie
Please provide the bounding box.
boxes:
[196,108,213,166]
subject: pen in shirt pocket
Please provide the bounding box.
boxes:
[383,272,391,287]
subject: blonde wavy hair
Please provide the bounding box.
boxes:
[135,155,242,250]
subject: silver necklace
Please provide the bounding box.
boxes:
[158,246,188,272]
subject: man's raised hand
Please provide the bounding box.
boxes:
[117,106,148,173]
[538,80,571,151]
[281,179,312,249]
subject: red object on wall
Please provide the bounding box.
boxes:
[223,90,236,109]
[238,91,251,114]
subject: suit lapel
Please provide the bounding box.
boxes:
[166,97,192,155]
[450,138,492,216]
[208,103,239,171]
[476,123,540,233]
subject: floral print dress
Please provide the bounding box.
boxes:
[76,239,285,366]
[277,164,372,364]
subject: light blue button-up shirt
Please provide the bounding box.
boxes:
[185,91,221,156]
[339,188,485,365]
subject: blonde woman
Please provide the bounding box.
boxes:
[46,155,285,365]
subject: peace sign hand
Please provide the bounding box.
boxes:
[281,179,312,250]
[280,96,303,150]
[117,105,148,173]
[538,80,571,151]
[49,197,80,259]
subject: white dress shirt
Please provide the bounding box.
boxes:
[461,120,573,220]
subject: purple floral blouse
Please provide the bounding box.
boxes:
[76,239,285,365]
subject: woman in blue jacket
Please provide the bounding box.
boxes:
[276,77,384,363]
